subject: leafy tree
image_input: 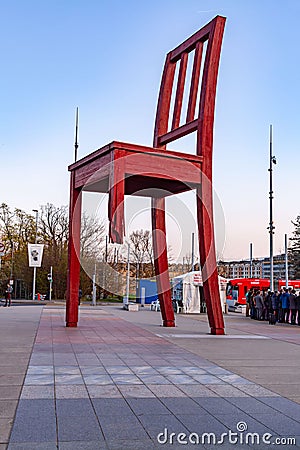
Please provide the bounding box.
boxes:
[289,216,300,279]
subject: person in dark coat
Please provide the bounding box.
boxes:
[288,288,297,324]
[279,288,290,323]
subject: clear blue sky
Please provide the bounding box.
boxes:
[1,0,300,261]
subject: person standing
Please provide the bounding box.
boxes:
[279,288,290,323]
[4,283,12,307]
[254,290,264,321]
[288,288,297,324]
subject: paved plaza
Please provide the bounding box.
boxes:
[0,303,300,449]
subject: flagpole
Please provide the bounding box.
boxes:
[74,107,79,162]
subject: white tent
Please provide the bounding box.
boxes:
[172,272,228,314]
[172,271,202,313]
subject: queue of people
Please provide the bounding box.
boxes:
[246,287,300,325]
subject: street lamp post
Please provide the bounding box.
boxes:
[32,209,38,300]
[268,125,276,292]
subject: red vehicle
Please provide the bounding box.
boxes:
[278,280,300,290]
[226,278,300,307]
[226,279,270,306]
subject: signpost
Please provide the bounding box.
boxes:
[47,266,53,301]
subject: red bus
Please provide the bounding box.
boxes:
[226,278,300,307]
[226,278,270,306]
[278,280,300,290]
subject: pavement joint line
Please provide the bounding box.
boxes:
[155,333,271,339]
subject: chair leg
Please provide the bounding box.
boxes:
[151,197,175,327]
[66,172,82,327]
[197,186,225,335]
[108,158,125,244]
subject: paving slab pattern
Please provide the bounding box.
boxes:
[2,306,299,449]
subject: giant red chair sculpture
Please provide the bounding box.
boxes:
[66,15,226,334]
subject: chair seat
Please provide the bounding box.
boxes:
[69,140,204,244]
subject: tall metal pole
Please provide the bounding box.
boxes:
[284,234,288,289]
[250,242,253,278]
[191,232,195,271]
[49,266,53,301]
[268,125,276,292]
[74,107,79,162]
[32,209,38,300]
[92,262,96,306]
[123,243,130,305]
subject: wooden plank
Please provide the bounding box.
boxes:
[171,53,188,130]
[157,119,198,146]
[186,41,203,122]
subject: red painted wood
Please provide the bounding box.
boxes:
[66,171,82,327]
[151,197,175,327]
[171,53,188,130]
[186,42,203,122]
[66,15,226,332]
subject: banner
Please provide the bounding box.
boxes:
[28,244,44,267]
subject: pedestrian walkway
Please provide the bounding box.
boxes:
[2,304,300,449]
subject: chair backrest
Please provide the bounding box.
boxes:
[153,16,226,157]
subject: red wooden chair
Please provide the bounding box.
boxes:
[66,15,226,334]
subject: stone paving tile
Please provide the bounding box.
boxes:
[236,384,279,397]
[27,365,54,375]
[55,374,84,385]
[0,400,18,419]
[8,443,58,450]
[24,374,54,385]
[258,396,300,421]
[118,384,156,398]
[0,386,22,400]
[126,398,171,416]
[176,413,228,434]
[254,412,300,436]
[0,375,25,386]
[105,366,134,375]
[148,384,187,398]
[59,441,109,450]
[111,374,143,385]
[214,411,275,436]
[83,373,113,384]
[226,397,281,415]
[177,384,219,397]
[56,399,104,441]
[180,366,208,375]
[0,418,13,442]
[208,384,250,397]
[80,365,107,375]
[99,414,149,441]
[92,398,134,416]
[155,366,184,375]
[191,374,226,384]
[130,366,159,375]
[55,366,81,375]
[87,385,122,398]
[57,415,104,442]
[217,374,254,384]
[137,374,171,384]
[105,439,156,450]
[55,385,89,399]
[160,397,207,415]
[193,397,243,415]
[166,374,198,384]
[138,413,191,440]
[20,385,54,399]
[9,400,56,443]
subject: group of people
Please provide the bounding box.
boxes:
[246,287,300,325]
